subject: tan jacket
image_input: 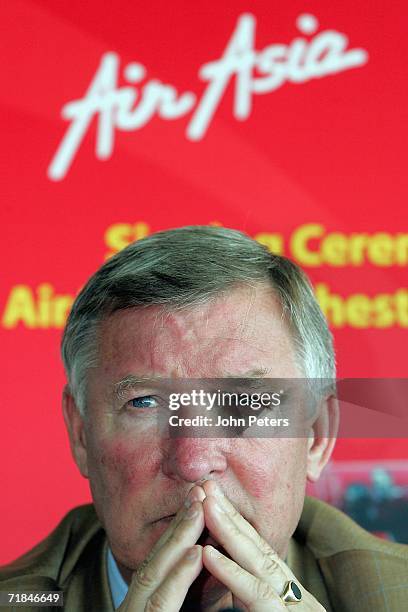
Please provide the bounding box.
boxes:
[1,496,407,611]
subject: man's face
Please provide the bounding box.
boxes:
[67,284,320,577]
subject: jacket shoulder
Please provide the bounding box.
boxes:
[298,496,408,611]
[0,504,103,587]
[300,495,408,560]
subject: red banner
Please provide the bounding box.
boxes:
[1,0,407,563]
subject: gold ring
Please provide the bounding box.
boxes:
[280,580,302,604]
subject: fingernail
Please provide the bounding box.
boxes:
[185,546,200,560]
[185,504,199,519]
[208,545,222,558]
[185,485,206,508]
[185,495,201,508]
[195,478,208,485]
[213,482,224,498]
[185,492,196,508]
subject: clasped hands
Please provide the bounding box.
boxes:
[118,481,326,611]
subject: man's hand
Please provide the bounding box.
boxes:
[117,486,205,611]
[117,480,326,611]
[201,480,326,611]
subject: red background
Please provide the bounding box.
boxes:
[1,0,407,564]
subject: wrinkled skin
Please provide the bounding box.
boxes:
[64,284,336,609]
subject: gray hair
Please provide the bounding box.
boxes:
[61,226,335,415]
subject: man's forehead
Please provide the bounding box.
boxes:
[100,285,286,340]
[98,311,292,368]
[92,309,298,387]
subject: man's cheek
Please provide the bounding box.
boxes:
[94,436,160,492]
[229,441,285,500]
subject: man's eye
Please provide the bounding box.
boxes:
[129,395,157,409]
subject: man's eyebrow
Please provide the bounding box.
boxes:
[111,368,275,399]
[112,374,165,399]
[224,368,272,379]
[219,369,276,390]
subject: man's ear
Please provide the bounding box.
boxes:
[62,386,89,479]
[306,395,339,483]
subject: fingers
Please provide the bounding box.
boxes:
[202,483,290,587]
[202,546,285,611]
[119,544,202,612]
[203,495,289,593]
[128,502,204,603]
[143,545,202,612]
[118,488,205,611]
[200,481,325,611]
[202,480,269,551]
[148,484,205,558]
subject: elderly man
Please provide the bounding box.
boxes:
[1,226,407,611]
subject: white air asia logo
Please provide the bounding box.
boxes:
[48,13,368,181]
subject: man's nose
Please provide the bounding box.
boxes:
[162,437,229,483]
